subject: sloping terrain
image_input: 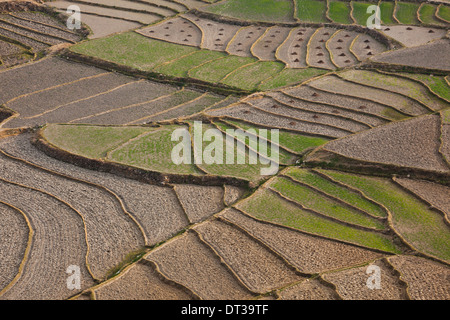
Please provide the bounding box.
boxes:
[0,0,449,301]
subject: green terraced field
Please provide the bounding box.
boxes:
[269,176,386,230]
[437,4,450,22]
[223,119,330,154]
[327,0,353,24]
[258,68,328,91]
[154,50,227,78]
[296,0,329,22]
[284,168,387,218]
[42,124,155,159]
[351,1,373,26]
[237,188,401,253]
[379,1,395,24]
[213,120,298,166]
[188,55,257,84]
[395,2,420,24]
[398,73,450,102]
[71,32,197,71]
[418,4,442,25]
[321,170,450,262]
[220,61,285,91]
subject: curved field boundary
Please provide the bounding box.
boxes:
[0,200,33,297]
[0,144,150,247]
[217,118,300,156]
[0,24,53,47]
[325,29,340,68]
[191,228,265,295]
[207,109,340,140]
[280,87,392,123]
[319,170,450,266]
[8,12,79,36]
[0,16,77,44]
[267,93,373,130]
[0,175,98,281]
[62,7,146,24]
[91,258,202,300]
[335,72,438,113]
[436,4,450,23]
[244,100,354,136]
[62,0,169,18]
[310,169,389,217]
[249,26,272,60]
[215,215,310,277]
[378,71,450,104]
[310,170,419,255]
[392,177,450,227]
[209,121,276,165]
[280,172,387,222]
[69,88,184,124]
[438,112,450,168]
[267,185,386,233]
[349,1,358,25]
[305,80,421,117]
[371,69,450,105]
[62,49,251,96]
[392,0,402,24]
[148,229,257,299]
[194,219,307,293]
[125,91,208,124]
[232,202,398,256]
[289,83,406,123]
[32,128,249,187]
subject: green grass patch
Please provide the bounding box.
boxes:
[109,125,202,175]
[195,122,275,182]
[213,120,298,166]
[351,1,373,26]
[154,50,226,78]
[395,2,420,24]
[381,107,410,121]
[321,170,450,262]
[284,168,387,218]
[42,124,155,159]
[328,1,353,24]
[237,188,400,253]
[70,32,197,71]
[418,4,443,25]
[203,0,296,22]
[224,118,329,154]
[296,0,328,22]
[220,61,285,91]
[441,108,450,124]
[398,73,450,102]
[258,67,328,91]
[437,4,450,22]
[189,55,256,84]
[270,176,386,230]
[379,1,395,25]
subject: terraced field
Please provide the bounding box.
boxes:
[0,0,449,301]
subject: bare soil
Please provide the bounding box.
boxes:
[137,16,202,48]
[194,219,303,293]
[146,232,255,299]
[323,114,450,173]
[388,255,450,300]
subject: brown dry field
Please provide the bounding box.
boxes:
[0,0,449,302]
